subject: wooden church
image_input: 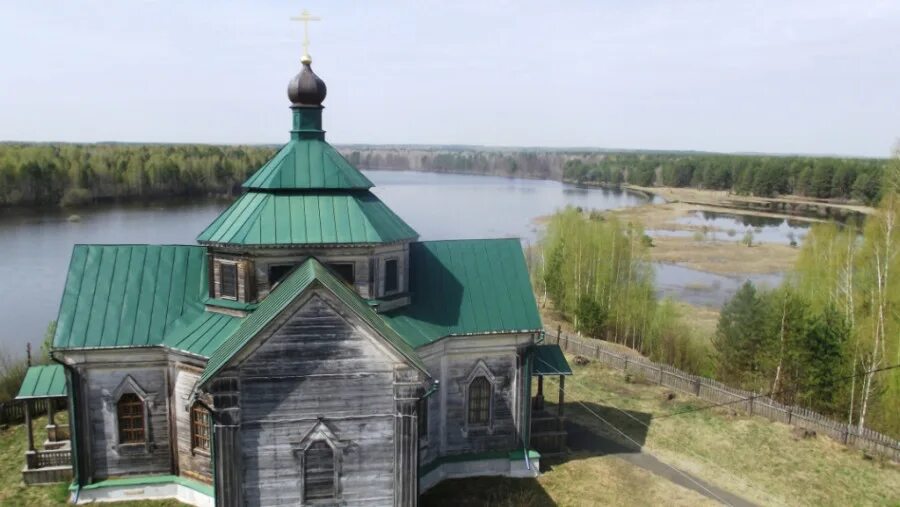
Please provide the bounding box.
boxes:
[20,18,572,507]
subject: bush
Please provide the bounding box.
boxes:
[60,187,93,207]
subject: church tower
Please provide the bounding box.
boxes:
[197,50,417,311]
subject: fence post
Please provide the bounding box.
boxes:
[693,378,701,396]
[748,396,754,416]
[787,406,792,425]
[623,357,628,372]
[842,424,850,445]
[557,325,562,348]
[658,367,663,385]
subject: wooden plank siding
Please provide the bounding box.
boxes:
[417,334,532,466]
[83,366,171,479]
[171,365,212,483]
[234,291,424,506]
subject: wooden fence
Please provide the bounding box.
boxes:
[546,328,900,463]
[0,398,66,427]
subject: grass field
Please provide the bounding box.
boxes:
[424,355,900,507]
[0,415,185,506]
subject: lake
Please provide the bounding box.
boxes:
[0,170,655,354]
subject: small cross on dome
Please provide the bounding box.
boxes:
[290,9,321,64]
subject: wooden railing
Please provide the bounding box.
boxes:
[546,328,900,463]
[35,449,72,468]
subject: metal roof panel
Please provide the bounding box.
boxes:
[17,365,67,399]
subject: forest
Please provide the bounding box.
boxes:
[0,143,276,206]
[533,156,899,437]
[0,142,889,207]
[563,153,887,203]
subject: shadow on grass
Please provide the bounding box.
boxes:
[561,400,652,456]
[420,476,556,507]
[420,401,654,506]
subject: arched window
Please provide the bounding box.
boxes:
[191,403,210,452]
[468,376,491,425]
[117,393,145,444]
[304,440,335,501]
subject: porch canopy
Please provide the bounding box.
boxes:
[16,364,67,399]
[532,344,572,376]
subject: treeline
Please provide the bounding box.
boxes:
[341,147,569,180]
[564,153,887,203]
[715,160,899,436]
[0,143,276,206]
[529,208,710,375]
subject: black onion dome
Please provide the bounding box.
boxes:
[288,61,327,106]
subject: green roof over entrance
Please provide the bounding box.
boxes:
[532,344,573,376]
[242,139,373,191]
[54,245,208,350]
[382,239,543,348]
[17,365,67,399]
[197,191,417,246]
[198,258,428,387]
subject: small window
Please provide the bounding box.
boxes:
[117,393,145,444]
[384,259,399,293]
[468,377,491,425]
[328,263,355,286]
[191,403,210,452]
[268,264,295,287]
[304,440,335,501]
[220,262,238,299]
[418,398,428,440]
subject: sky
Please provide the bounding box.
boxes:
[0,0,898,157]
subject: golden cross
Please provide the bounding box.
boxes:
[290,9,321,64]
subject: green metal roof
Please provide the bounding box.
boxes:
[163,311,244,358]
[54,245,208,349]
[382,239,543,348]
[196,191,417,246]
[532,344,573,376]
[243,139,373,190]
[198,258,428,388]
[17,365,67,399]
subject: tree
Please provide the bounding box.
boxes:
[714,281,768,386]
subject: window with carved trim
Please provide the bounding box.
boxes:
[191,403,210,452]
[468,376,491,425]
[304,440,335,501]
[117,393,145,444]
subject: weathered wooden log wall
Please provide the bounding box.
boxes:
[83,364,172,478]
[234,292,424,506]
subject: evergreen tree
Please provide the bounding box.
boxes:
[714,281,768,385]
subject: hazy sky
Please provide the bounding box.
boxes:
[1,1,898,157]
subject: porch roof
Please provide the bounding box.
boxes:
[532,344,573,376]
[16,365,67,399]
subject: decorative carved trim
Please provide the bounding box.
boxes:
[293,418,345,504]
[101,375,157,453]
[460,360,499,436]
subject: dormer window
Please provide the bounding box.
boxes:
[268,264,295,288]
[220,263,238,299]
[328,263,355,286]
[384,259,399,294]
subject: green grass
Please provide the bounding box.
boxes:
[426,357,900,507]
[0,414,186,506]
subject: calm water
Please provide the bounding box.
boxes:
[0,170,652,353]
[654,264,783,308]
[674,210,811,245]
